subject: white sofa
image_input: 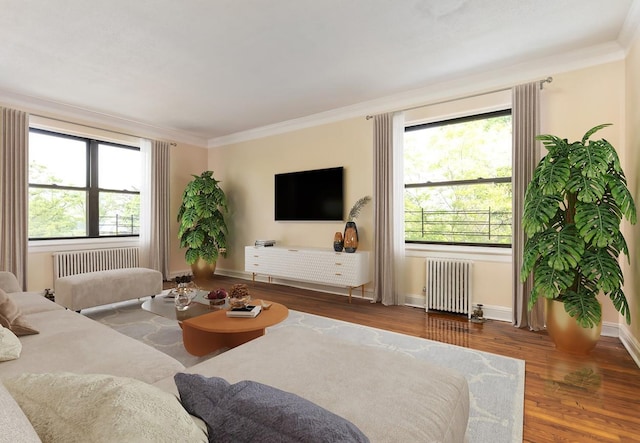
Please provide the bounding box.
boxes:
[0,271,470,442]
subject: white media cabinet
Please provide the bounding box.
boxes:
[244,246,370,302]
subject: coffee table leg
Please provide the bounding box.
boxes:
[182,326,267,356]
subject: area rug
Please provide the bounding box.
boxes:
[83,297,216,368]
[85,298,524,443]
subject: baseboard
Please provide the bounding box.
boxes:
[619,326,640,369]
[601,321,619,338]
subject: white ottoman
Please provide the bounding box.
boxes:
[54,268,162,311]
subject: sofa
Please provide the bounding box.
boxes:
[0,271,470,442]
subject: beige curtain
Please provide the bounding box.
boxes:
[372,112,405,306]
[512,83,544,330]
[140,139,170,279]
[0,107,29,289]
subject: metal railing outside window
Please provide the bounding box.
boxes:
[99,215,140,236]
[405,208,512,245]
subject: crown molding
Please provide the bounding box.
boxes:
[0,88,208,147]
[618,0,640,51]
[1,32,631,150]
[207,41,626,148]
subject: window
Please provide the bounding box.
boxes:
[28,129,141,239]
[404,110,512,247]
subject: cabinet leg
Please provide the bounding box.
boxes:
[348,287,352,303]
[361,284,365,299]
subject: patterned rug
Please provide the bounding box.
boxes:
[84,298,524,443]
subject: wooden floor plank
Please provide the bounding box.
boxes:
[176,276,640,443]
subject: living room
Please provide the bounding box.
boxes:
[2,2,640,442]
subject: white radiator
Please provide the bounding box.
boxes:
[426,258,473,317]
[53,247,139,280]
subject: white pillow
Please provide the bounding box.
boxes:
[0,324,22,361]
[4,373,207,443]
[0,380,41,442]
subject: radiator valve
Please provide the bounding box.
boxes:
[43,288,55,301]
[470,304,485,323]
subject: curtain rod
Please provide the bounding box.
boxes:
[365,77,553,120]
[30,113,178,146]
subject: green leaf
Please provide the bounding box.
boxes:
[179,208,199,230]
[563,287,601,328]
[607,172,637,224]
[609,231,630,262]
[581,124,612,145]
[522,188,562,236]
[535,155,571,196]
[521,232,543,279]
[184,248,200,265]
[569,140,610,179]
[536,134,571,157]
[567,173,605,203]
[537,225,585,271]
[609,288,631,325]
[530,260,575,300]
[574,199,621,248]
[185,178,204,197]
[580,249,623,294]
[185,229,205,248]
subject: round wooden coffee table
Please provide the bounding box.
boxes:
[180,301,288,356]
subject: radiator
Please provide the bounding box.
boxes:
[426,258,473,317]
[53,247,139,280]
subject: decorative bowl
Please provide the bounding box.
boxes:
[228,295,251,309]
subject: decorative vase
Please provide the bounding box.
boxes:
[333,232,344,252]
[228,283,251,309]
[546,298,602,355]
[343,221,358,253]
[174,283,194,311]
[191,258,217,284]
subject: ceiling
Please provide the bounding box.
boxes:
[1,0,638,146]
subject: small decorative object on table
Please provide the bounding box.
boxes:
[333,232,344,252]
[206,288,228,306]
[228,283,251,309]
[226,304,262,318]
[172,275,197,311]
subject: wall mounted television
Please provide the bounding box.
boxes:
[275,167,344,221]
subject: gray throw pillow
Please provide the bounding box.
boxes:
[174,373,369,443]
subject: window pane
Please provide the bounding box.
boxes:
[98,144,141,191]
[28,188,87,238]
[404,112,512,246]
[29,132,86,186]
[405,115,511,184]
[99,192,140,235]
[405,183,512,244]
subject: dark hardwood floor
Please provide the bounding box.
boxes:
[178,276,640,442]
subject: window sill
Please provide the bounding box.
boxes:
[28,237,140,254]
[405,243,512,263]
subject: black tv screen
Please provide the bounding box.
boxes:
[275,167,344,221]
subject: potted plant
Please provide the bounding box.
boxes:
[177,171,229,281]
[521,124,636,353]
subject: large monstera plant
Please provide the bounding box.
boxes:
[177,171,228,265]
[521,124,636,328]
